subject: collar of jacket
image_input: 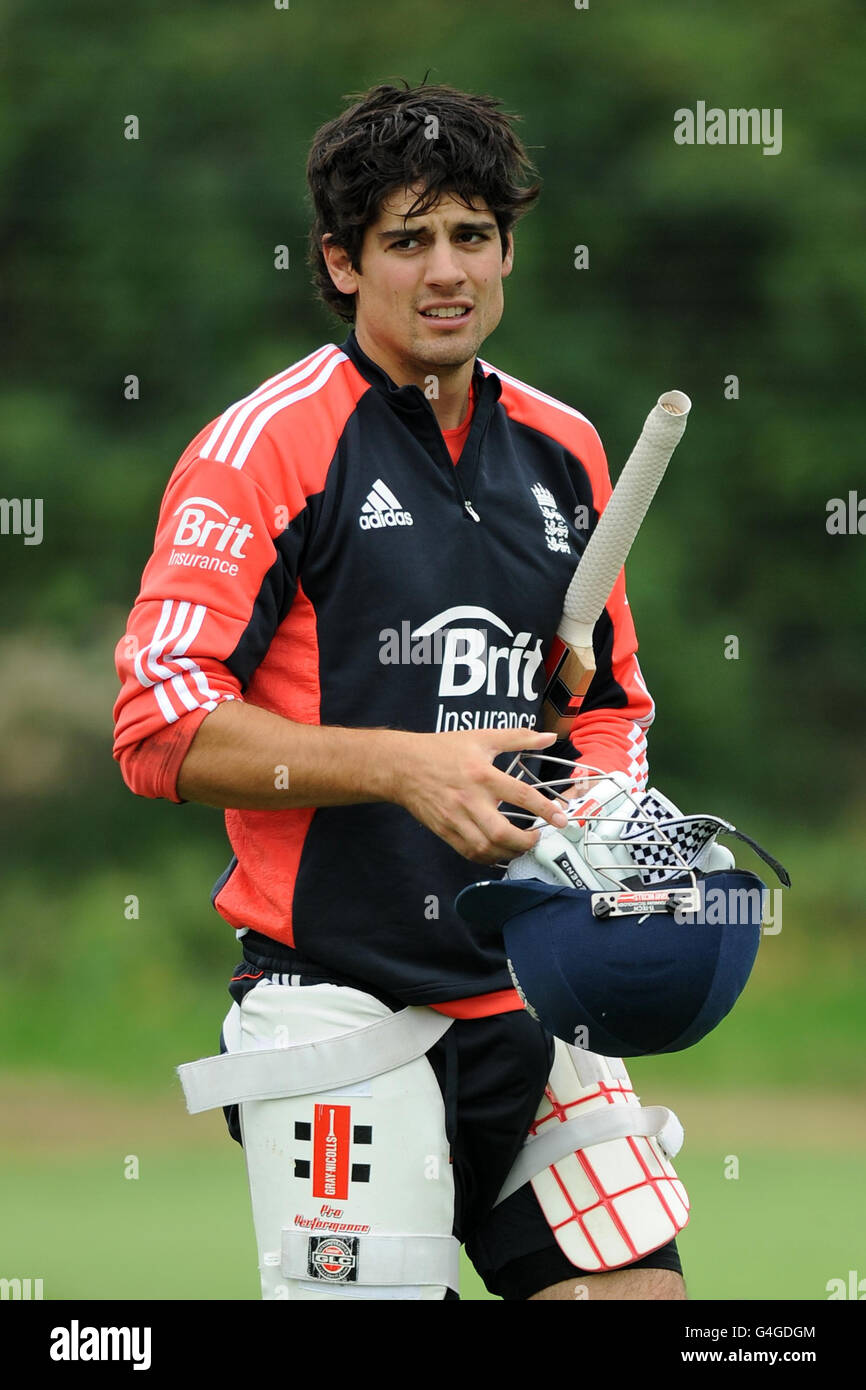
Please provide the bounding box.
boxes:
[338,328,502,424]
[338,330,502,503]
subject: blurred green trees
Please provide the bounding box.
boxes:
[1,0,863,964]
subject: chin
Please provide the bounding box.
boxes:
[413,332,483,368]
[424,343,477,367]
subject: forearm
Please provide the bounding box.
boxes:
[175,702,570,864]
[176,699,409,810]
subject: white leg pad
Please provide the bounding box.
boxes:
[226,980,457,1300]
[522,1041,689,1272]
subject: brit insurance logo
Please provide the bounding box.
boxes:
[359,478,414,530]
[168,496,254,577]
[386,605,544,733]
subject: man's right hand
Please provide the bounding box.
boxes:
[391,728,569,865]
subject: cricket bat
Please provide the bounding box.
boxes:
[541,389,692,737]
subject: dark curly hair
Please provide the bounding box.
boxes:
[306,81,541,322]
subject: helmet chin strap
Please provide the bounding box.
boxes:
[719,826,791,888]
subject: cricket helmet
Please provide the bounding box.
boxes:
[455,755,790,1056]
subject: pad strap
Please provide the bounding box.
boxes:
[178,1007,453,1113]
[495,1103,683,1206]
[568,1048,629,1085]
[281,1231,460,1289]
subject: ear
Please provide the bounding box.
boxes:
[322,235,360,295]
[501,230,514,280]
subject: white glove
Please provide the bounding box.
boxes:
[507,774,737,892]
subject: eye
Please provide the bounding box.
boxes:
[389,236,421,250]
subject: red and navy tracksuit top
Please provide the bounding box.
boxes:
[113,331,654,1013]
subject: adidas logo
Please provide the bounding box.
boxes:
[359,479,414,530]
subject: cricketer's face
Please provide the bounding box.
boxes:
[327,187,513,384]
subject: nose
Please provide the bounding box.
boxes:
[424,236,466,287]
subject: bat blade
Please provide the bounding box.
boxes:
[541,390,691,738]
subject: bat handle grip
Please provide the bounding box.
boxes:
[557,615,594,649]
[659,389,691,417]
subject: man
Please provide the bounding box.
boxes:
[113,81,685,1300]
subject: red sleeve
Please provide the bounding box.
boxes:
[112,436,287,800]
[115,711,210,804]
[113,346,366,803]
[490,365,656,794]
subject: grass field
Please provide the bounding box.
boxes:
[1,1076,862,1301]
[1,842,863,1301]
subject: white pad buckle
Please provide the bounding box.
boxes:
[281,1231,459,1289]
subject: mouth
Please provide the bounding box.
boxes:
[418,304,474,328]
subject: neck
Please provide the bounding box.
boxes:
[354,325,474,430]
